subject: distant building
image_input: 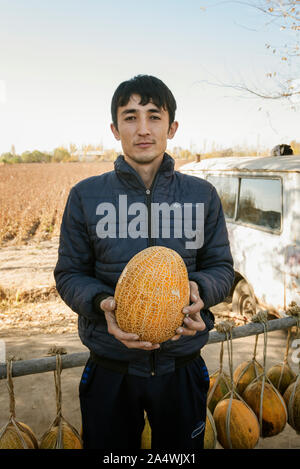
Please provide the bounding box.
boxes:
[73,150,104,162]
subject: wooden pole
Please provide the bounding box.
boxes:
[0,315,297,380]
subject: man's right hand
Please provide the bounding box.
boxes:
[100,296,160,351]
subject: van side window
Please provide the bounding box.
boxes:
[206,176,238,219]
[237,178,282,232]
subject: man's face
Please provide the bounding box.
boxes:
[111,94,178,165]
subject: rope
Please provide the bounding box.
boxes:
[234,335,262,392]
[251,311,268,436]
[1,359,29,448]
[252,334,259,361]
[275,328,293,393]
[6,360,15,419]
[215,320,235,449]
[208,322,234,400]
[39,348,66,448]
[54,354,62,417]
[40,346,82,449]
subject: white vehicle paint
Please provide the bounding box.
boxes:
[179,155,300,317]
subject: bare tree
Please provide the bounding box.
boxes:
[202,1,300,102]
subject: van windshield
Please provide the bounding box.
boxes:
[237,178,282,232]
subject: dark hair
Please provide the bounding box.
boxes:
[271,144,294,156]
[111,75,177,129]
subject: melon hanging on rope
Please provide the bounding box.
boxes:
[115,246,190,344]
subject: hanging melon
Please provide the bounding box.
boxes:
[213,398,260,449]
[233,335,263,395]
[40,419,82,449]
[0,421,38,449]
[204,408,217,449]
[208,369,232,414]
[243,379,287,437]
[234,359,264,396]
[39,352,82,449]
[283,372,300,433]
[207,326,233,414]
[115,246,190,343]
[266,329,296,395]
[267,363,296,396]
[0,360,38,449]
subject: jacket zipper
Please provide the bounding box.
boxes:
[145,174,160,375]
[145,170,160,247]
[145,188,154,247]
[150,350,156,376]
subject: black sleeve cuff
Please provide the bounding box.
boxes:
[93,292,113,315]
[200,309,215,331]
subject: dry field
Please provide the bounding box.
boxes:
[0,161,115,245]
[0,160,189,245]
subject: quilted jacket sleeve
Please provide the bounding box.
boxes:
[188,185,234,309]
[54,186,114,322]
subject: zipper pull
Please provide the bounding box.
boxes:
[146,189,151,195]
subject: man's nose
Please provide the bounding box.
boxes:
[137,117,150,135]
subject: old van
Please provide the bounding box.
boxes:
[179,155,300,319]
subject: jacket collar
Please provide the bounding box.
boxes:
[114,153,175,190]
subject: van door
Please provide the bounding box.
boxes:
[283,172,300,308]
[209,174,285,313]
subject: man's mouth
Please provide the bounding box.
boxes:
[135,142,154,148]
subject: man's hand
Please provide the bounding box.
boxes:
[101,296,160,351]
[171,281,206,341]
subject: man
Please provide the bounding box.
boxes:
[54,74,234,450]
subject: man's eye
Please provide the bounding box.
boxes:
[125,116,135,121]
[150,115,160,120]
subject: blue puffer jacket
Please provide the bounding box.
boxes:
[54,153,234,377]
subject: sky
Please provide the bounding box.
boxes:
[0,0,299,155]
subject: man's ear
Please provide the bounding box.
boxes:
[167,121,179,140]
[110,123,120,141]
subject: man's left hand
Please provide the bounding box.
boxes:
[171,280,206,341]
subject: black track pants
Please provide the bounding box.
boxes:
[79,354,209,450]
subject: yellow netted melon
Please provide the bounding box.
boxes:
[283,377,300,433]
[0,421,38,449]
[141,412,151,449]
[233,360,263,396]
[39,420,82,449]
[204,408,217,449]
[207,370,232,414]
[115,246,190,343]
[266,363,296,395]
[243,380,287,437]
[213,398,260,449]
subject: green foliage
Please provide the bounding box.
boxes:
[53,147,71,162]
[21,150,52,163]
[0,152,22,163]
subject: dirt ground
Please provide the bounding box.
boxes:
[0,238,300,449]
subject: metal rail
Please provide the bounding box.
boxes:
[0,315,298,380]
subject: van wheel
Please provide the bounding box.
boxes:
[232,279,257,321]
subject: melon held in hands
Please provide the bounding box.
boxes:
[115,246,190,344]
